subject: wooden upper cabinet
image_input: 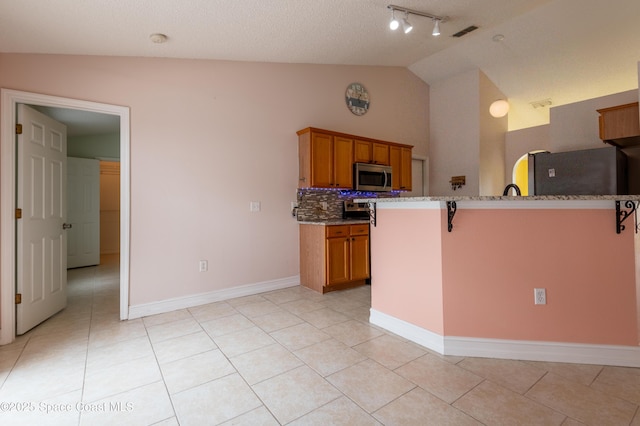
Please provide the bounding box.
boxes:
[353,140,389,165]
[390,145,412,191]
[297,127,412,189]
[333,136,354,189]
[597,102,640,147]
[372,142,389,165]
[309,132,333,187]
[354,140,372,163]
[298,130,353,189]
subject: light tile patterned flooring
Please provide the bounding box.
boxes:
[1,255,639,425]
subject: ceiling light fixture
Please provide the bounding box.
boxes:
[389,10,399,30]
[432,19,441,36]
[402,12,413,34]
[387,4,448,36]
[489,99,510,118]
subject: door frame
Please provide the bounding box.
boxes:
[1,89,131,344]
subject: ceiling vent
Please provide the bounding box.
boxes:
[452,25,478,38]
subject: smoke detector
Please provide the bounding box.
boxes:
[149,33,168,44]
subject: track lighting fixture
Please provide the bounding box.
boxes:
[402,12,413,34]
[432,19,441,36]
[389,10,399,30]
[387,4,448,36]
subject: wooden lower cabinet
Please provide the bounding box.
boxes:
[300,223,369,293]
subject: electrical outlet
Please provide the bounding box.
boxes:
[250,201,261,212]
[199,260,208,272]
[534,288,546,305]
[321,202,328,211]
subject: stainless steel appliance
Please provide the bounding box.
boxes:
[528,147,628,195]
[353,163,392,192]
[343,201,370,219]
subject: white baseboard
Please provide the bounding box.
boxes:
[370,308,640,367]
[369,309,445,354]
[128,275,300,319]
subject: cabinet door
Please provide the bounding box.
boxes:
[400,147,412,191]
[389,146,402,190]
[327,237,350,285]
[350,235,370,281]
[310,132,333,187]
[354,140,372,163]
[333,136,354,189]
[372,142,390,165]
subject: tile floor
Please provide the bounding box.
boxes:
[1,254,639,425]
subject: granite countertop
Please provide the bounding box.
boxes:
[297,219,370,225]
[354,195,640,203]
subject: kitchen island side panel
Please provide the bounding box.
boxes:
[441,208,638,346]
[370,208,445,334]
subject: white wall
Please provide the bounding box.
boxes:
[68,133,120,159]
[429,70,480,195]
[479,72,507,195]
[550,89,638,152]
[429,69,507,196]
[0,54,429,307]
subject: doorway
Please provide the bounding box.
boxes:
[403,157,429,197]
[0,89,131,344]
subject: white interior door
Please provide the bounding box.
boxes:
[67,157,100,268]
[16,104,68,335]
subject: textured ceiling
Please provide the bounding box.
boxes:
[1,0,638,131]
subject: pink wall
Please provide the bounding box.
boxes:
[371,208,445,333]
[0,54,429,306]
[371,204,639,346]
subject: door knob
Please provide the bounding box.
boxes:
[62,223,72,230]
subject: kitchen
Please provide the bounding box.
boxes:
[294,91,640,369]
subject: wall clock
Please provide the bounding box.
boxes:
[345,83,370,116]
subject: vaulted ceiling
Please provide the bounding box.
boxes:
[1,0,638,131]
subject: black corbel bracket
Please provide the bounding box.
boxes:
[369,202,377,227]
[615,200,637,234]
[446,201,457,232]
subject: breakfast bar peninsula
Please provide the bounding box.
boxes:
[355,195,640,367]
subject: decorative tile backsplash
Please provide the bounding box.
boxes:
[296,189,399,221]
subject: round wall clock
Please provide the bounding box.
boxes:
[345,83,370,116]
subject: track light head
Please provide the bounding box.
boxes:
[389,10,399,30]
[402,13,413,34]
[432,19,441,36]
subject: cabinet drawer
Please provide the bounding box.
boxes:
[350,224,369,236]
[326,225,350,238]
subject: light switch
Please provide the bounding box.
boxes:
[250,201,261,212]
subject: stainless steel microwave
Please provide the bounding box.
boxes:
[353,163,392,192]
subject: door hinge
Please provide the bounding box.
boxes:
[15,293,22,304]
[15,208,22,219]
[15,123,22,135]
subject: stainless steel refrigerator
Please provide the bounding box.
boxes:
[528,147,627,195]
